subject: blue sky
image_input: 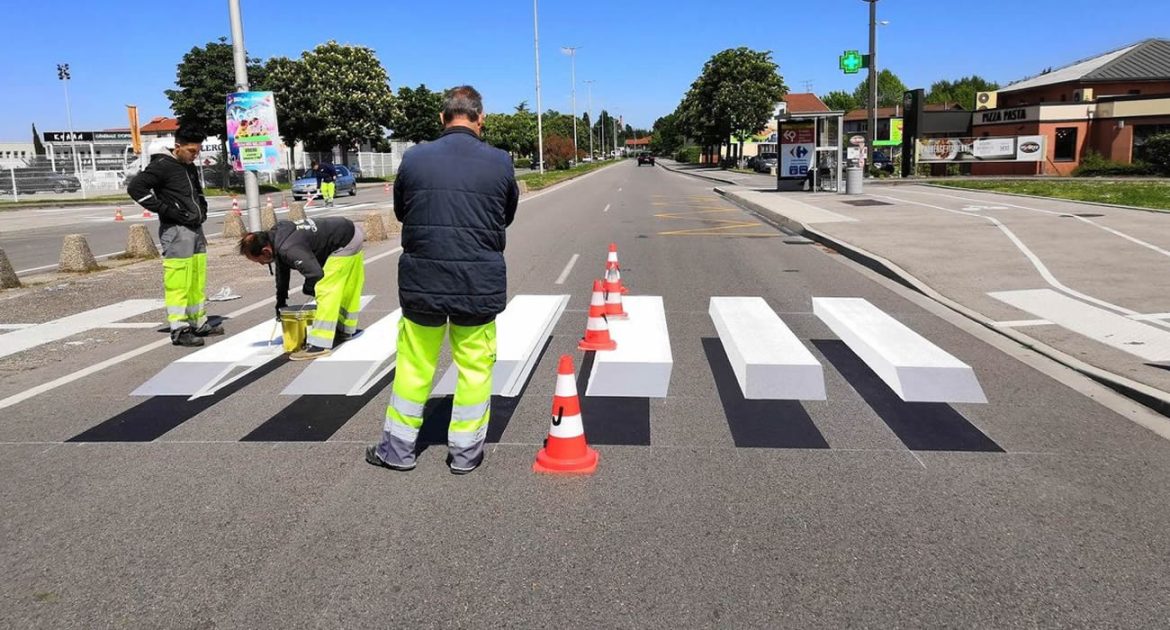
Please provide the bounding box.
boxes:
[1,0,1166,140]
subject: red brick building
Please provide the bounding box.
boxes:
[971,38,1170,175]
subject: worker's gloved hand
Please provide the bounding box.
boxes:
[275,303,286,321]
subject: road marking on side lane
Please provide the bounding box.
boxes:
[603,203,611,213]
[555,254,580,285]
[0,246,404,412]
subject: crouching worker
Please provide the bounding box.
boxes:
[239,217,365,360]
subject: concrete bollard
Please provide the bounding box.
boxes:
[59,234,100,273]
[288,202,307,223]
[0,247,20,289]
[223,213,247,240]
[365,211,388,242]
[516,180,529,195]
[125,224,160,259]
[261,204,278,230]
[386,212,402,234]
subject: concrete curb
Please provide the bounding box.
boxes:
[715,186,1170,419]
[923,183,1170,215]
[656,161,743,186]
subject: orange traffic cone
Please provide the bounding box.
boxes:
[114,207,124,222]
[579,279,617,351]
[265,195,274,211]
[533,354,598,475]
[383,182,390,194]
[141,209,152,218]
[231,195,241,217]
[605,243,629,294]
[604,268,628,319]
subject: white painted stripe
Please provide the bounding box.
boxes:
[993,319,1054,328]
[0,299,165,360]
[0,246,403,412]
[709,297,825,400]
[281,309,403,396]
[17,249,127,276]
[1130,313,1170,322]
[0,324,34,331]
[99,322,166,329]
[554,254,579,285]
[603,203,611,213]
[587,296,673,398]
[990,289,1170,362]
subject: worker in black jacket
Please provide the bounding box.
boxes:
[368,85,519,475]
[311,160,338,207]
[238,217,365,360]
[127,125,222,347]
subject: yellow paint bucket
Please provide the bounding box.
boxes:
[279,305,316,353]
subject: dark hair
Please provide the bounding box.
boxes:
[175,124,205,145]
[238,231,272,257]
[442,85,483,124]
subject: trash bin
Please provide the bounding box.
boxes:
[845,166,864,195]
[279,305,316,353]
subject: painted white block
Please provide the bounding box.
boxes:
[133,295,374,399]
[813,297,987,404]
[281,309,402,396]
[586,296,673,398]
[0,299,164,359]
[433,294,569,398]
[709,297,825,400]
[991,289,1170,362]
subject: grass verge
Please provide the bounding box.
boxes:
[516,159,620,190]
[933,179,1170,212]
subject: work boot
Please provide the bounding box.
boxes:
[448,453,483,476]
[334,329,363,345]
[170,327,204,347]
[193,321,224,337]
[365,445,415,472]
[289,345,332,361]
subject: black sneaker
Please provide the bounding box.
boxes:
[365,445,415,471]
[335,329,363,345]
[170,327,204,347]
[448,453,483,476]
[193,321,224,337]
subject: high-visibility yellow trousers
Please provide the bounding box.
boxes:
[320,181,336,202]
[307,226,365,349]
[377,316,496,471]
[160,224,207,331]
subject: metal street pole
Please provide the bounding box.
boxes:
[533,0,545,174]
[57,64,87,199]
[562,46,580,165]
[228,0,261,230]
[583,80,595,159]
[866,0,878,177]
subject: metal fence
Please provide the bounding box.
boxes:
[1,158,127,202]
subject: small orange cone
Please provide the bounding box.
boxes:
[141,209,152,218]
[604,268,628,319]
[265,195,274,212]
[534,354,598,475]
[579,279,617,351]
[605,243,629,294]
[383,182,390,194]
[114,207,124,222]
[231,195,241,217]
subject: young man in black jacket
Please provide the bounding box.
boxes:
[127,126,222,347]
[238,217,365,360]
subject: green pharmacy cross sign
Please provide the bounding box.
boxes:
[839,50,866,74]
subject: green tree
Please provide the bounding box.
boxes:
[297,41,396,163]
[821,90,860,112]
[852,69,908,108]
[390,84,443,143]
[263,56,318,171]
[926,75,999,109]
[165,37,266,140]
[482,110,537,158]
[649,112,683,155]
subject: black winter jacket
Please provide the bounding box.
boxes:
[394,126,519,319]
[127,153,207,228]
[269,217,356,307]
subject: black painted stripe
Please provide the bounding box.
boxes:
[574,350,652,446]
[702,338,829,449]
[242,370,394,442]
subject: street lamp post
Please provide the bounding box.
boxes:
[228,0,261,231]
[865,0,878,177]
[561,46,580,165]
[583,79,595,159]
[56,63,87,199]
[533,0,545,175]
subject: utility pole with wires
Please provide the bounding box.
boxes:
[56,63,88,199]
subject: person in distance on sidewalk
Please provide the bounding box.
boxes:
[367,85,518,475]
[127,126,223,347]
[238,217,365,361]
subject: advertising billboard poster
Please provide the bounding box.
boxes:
[779,122,815,177]
[916,135,1045,163]
[225,91,281,172]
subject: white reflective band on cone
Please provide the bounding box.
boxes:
[555,373,577,397]
[607,252,618,265]
[549,412,584,439]
[586,316,608,331]
[590,291,605,307]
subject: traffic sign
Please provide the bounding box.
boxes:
[839,50,864,74]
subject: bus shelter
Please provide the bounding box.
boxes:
[774,111,845,193]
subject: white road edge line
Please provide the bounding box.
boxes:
[555,254,580,285]
[1131,312,1170,321]
[17,249,126,276]
[603,203,611,213]
[0,246,404,412]
[993,319,1054,328]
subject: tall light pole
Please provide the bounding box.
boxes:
[865,0,878,177]
[583,80,595,159]
[561,46,580,165]
[532,0,545,174]
[56,63,87,199]
[228,0,261,231]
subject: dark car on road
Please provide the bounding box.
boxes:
[637,152,655,166]
[0,170,82,195]
[753,152,778,173]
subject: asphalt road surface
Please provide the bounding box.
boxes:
[1,161,1168,627]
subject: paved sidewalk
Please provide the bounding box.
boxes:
[717,183,1170,415]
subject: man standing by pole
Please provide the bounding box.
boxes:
[128,126,222,346]
[368,86,518,475]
